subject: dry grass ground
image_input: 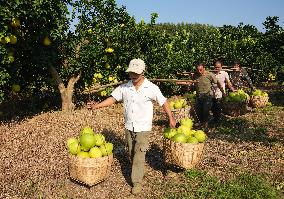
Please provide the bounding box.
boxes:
[0,88,283,199]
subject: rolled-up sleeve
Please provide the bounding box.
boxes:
[111,86,123,102]
[153,85,166,106]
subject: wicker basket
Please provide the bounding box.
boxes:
[163,138,204,169]
[250,96,269,108]
[171,107,191,122]
[68,154,113,186]
[222,101,248,117]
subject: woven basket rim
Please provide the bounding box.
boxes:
[68,153,113,163]
[163,137,205,146]
[171,107,191,112]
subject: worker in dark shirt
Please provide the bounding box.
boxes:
[177,62,225,129]
[230,60,255,91]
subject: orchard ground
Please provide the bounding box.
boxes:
[0,85,283,199]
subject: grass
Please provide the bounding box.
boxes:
[162,170,282,199]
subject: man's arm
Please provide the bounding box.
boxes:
[87,96,117,109]
[225,78,236,92]
[162,100,176,128]
[216,80,226,97]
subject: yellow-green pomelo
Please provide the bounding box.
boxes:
[99,145,108,156]
[9,35,17,44]
[43,36,51,46]
[67,137,78,147]
[105,142,114,155]
[80,126,94,136]
[177,125,191,137]
[172,133,187,143]
[180,118,193,129]
[68,142,80,155]
[89,147,103,158]
[94,133,105,146]
[187,136,199,144]
[77,151,90,158]
[164,128,177,139]
[194,130,207,143]
[80,133,96,151]
[174,100,183,109]
[12,84,20,92]
[11,18,20,28]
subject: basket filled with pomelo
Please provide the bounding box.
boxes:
[67,127,114,186]
[250,89,269,108]
[223,89,250,116]
[163,117,206,169]
[168,97,191,122]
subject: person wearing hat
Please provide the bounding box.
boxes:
[230,60,255,91]
[87,58,176,195]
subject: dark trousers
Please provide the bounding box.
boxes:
[212,98,222,122]
[196,95,212,124]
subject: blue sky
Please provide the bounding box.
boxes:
[116,0,284,31]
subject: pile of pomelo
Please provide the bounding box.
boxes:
[66,127,113,158]
[251,89,268,97]
[164,117,206,144]
[224,89,250,103]
[169,98,188,110]
[250,89,271,107]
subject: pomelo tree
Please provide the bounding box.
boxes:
[0,0,81,111]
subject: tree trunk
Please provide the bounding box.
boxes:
[49,66,81,112]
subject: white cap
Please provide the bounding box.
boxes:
[125,58,145,74]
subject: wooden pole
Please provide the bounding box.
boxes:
[83,78,198,94]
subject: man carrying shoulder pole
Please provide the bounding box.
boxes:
[87,58,176,195]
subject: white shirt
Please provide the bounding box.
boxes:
[111,78,166,132]
[212,71,230,99]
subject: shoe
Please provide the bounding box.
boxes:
[131,183,142,195]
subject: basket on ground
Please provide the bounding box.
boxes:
[68,154,113,186]
[171,107,190,122]
[250,96,269,108]
[163,138,204,169]
[222,101,248,117]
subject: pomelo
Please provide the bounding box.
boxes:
[172,133,187,143]
[187,136,199,144]
[80,126,94,136]
[80,133,96,151]
[194,130,207,143]
[77,151,90,158]
[177,125,191,137]
[68,142,81,155]
[180,118,193,129]
[89,147,103,158]
[105,142,114,155]
[99,145,108,156]
[94,133,105,146]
